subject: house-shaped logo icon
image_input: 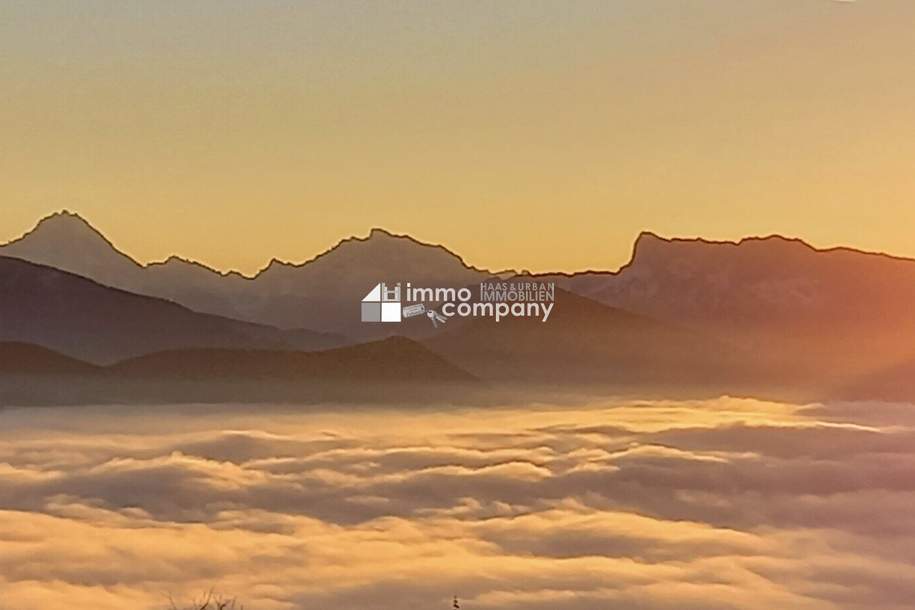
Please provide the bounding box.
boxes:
[361,282,402,323]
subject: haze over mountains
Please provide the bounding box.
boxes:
[0,337,473,405]
[0,256,342,364]
[426,288,745,392]
[538,232,915,391]
[0,211,492,340]
[3,210,915,403]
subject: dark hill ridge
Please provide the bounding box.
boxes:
[0,256,342,364]
[111,336,476,383]
[425,287,756,392]
[0,342,100,375]
[0,338,478,406]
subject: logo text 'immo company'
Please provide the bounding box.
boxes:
[362,281,555,325]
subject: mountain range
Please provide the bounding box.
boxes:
[537,232,915,388]
[3,210,915,403]
[0,211,494,340]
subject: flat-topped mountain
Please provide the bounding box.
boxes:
[536,232,915,382]
[548,231,915,329]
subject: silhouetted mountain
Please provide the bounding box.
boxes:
[0,342,100,375]
[0,342,103,405]
[0,211,255,319]
[0,213,494,339]
[112,336,475,383]
[0,338,478,405]
[559,232,915,330]
[243,228,494,337]
[0,211,141,288]
[425,287,757,394]
[0,256,342,364]
[8,211,915,403]
[535,232,915,385]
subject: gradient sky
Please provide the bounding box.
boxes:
[2,0,914,274]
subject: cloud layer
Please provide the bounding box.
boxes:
[1,398,914,610]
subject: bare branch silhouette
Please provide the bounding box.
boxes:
[166,591,243,610]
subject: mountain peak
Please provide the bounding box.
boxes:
[629,231,673,262]
[46,209,82,219]
[633,231,669,248]
[367,227,398,239]
[631,231,816,256]
[27,209,105,239]
[3,210,136,257]
[0,210,142,284]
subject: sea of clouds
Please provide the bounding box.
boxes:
[1,397,914,610]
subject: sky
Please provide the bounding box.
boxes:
[2,0,914,274]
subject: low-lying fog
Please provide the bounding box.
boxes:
[2,397,914,610]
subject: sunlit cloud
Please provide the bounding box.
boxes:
[1,398,914,609]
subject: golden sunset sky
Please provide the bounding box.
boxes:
[2,1,913,274]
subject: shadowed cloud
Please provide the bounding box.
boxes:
[1,398,914,609]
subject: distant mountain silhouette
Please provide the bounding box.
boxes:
[546,231,915,329]
[0,211,257,320]
[0,212,495,339]
[112,336,475,383]
[13,213,915,359]
[245,228,494,337]
[7,211,915,403]
[425,287,756,394]
[535,232,915,386]
[0,211,142,288]
[0,342,99,375]
[0,256,342,364]
[0,338,477,405]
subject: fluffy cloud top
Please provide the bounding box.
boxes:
[1,397,913,610]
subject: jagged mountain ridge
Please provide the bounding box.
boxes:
[0,212,495,338]
[6,211,915,384]
[5,211,915,401]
